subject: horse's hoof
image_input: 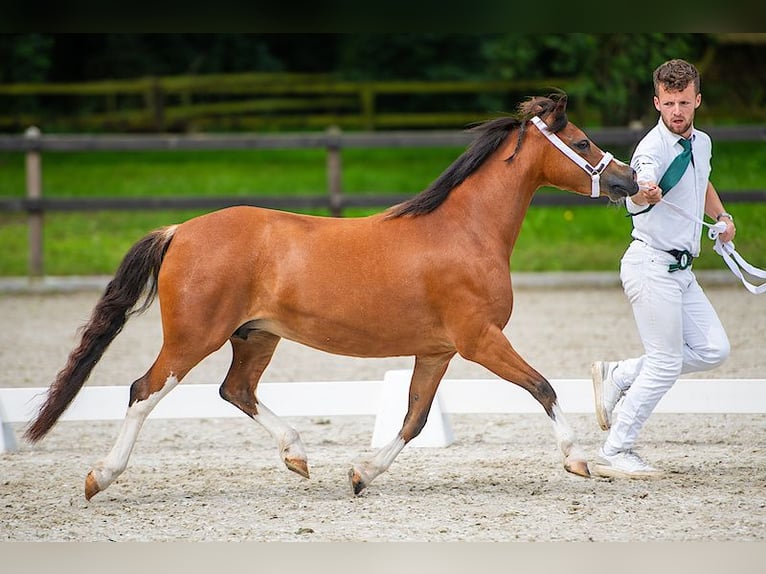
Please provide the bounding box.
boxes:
[84,471,101,501]
[564,459,591,478]
[285,457,310,479]
[348,467,367,495]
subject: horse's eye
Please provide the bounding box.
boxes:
[574,140,590,152]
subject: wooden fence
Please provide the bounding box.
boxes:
[0,73,588,132]
[1,124,765,277]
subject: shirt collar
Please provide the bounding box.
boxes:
[656,117,696,148]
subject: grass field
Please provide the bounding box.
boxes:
[0,141,764,276]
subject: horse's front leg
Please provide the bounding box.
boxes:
[349,352,453,495]
[252,402,309,478]
[457,324,590,478]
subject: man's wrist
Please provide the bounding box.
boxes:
[716,212,734,222]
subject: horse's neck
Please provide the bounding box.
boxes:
[445,155,540,258]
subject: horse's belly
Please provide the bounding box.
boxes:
[261,315,453,359]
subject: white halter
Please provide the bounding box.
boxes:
[530,115,613,198]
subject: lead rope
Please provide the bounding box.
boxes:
[656,195,766,294]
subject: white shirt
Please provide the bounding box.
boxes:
[628,118,712,257]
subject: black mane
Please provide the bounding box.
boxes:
[386,92,567,218]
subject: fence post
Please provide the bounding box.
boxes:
[361,84,375,131]
[25,126,44,277]
[326,125,343,217]
[145,76,165,132]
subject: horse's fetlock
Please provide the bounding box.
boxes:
[280,429,304,459]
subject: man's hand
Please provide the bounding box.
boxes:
[634,182,663,206]
[718,217,736,243]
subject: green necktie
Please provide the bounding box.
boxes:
[629,137,693,217]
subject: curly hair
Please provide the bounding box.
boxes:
[653,58,700,95]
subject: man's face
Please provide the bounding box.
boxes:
[654,82,701,138]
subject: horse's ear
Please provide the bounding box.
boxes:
[519,93,568,130]
[546,93,568,132]
[554,94,568,115]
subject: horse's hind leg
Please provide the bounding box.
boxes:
[349,353,453,495]
[458,325,589,478]
[84,343,203,500]
[219,331,309,479]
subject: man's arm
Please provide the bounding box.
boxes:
[704,181,736,242]
[629,144,663,210]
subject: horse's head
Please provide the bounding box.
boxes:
[523,94,638,202]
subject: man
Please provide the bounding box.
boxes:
[591,58,736,478]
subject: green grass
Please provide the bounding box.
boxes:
[0,142,765,276]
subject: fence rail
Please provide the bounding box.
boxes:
[0,73,588,132]
[1,125,765,277]
[2,124,764,151]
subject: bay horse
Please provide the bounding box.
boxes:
[25,93,638,500]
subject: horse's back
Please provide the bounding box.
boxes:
[159,204,391,303]
[169,204,400,263]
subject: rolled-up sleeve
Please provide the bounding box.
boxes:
[627,145,662,214]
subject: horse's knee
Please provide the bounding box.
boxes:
[401,409,429,442]
[523,378,557,418]
[400,386,439,442]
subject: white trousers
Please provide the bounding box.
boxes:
[604,240,730,455]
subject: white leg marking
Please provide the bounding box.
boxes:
[90,374,180,491]
[252,402,307,465]
[551,402,586,462]
[352,435,406,487]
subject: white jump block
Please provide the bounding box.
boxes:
[2,373,764,453]
[370,370,454,448]
[0,400,18,452]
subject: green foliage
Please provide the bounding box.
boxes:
[2,34,763,131]
[338,35,487,81]
[0,34,54,83]
[480,33,706,125]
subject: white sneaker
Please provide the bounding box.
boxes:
[591,361,623,431]
[593,448,663,479]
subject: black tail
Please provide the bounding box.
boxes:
[24,226,176,442]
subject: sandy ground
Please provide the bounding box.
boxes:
[1,278,765,542]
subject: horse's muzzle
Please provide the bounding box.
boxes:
[604,169,639,201]
[626,170,639,196]
[616,180,640,197]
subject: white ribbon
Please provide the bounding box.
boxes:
[712,237,766,295]
[659,197,766,294]
[530,115,613,198]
